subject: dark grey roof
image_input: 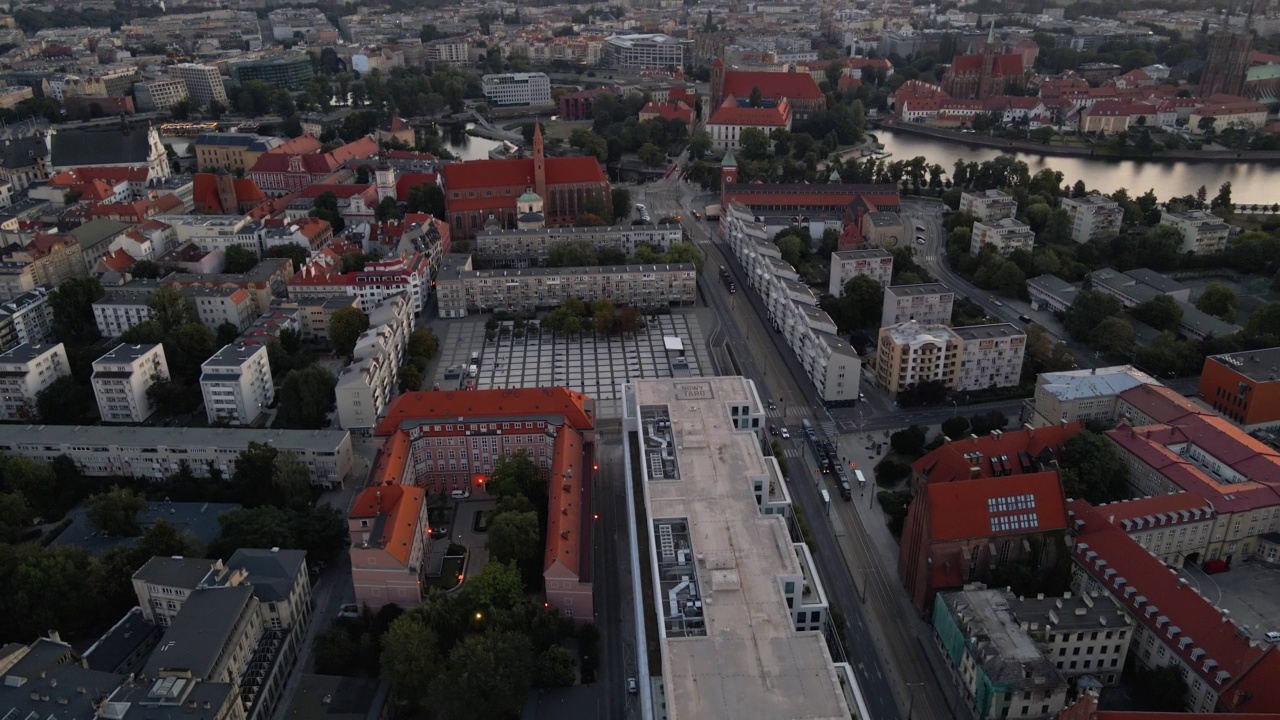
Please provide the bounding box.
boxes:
[0,135,48,169]
[50,123,154,168]
[53,501,240,557]
[227,548,306,603]
[0,645,124,720]
[82,607,162,674]
[69,218,132,255]
[143,585,255,679]
[283,675,390,720]
[132,556,222,589]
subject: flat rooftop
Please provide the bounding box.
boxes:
[631,377,850,720]
[1209,347,1280,384]
[886,282,950,298]
[952,323,1023,341]
[0,342,62,366]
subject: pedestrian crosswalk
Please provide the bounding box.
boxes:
[784,448,802,458]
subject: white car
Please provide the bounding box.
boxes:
[779,427,791,439]
[915,236,926,244]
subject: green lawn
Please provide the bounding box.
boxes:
[427,555,465,591]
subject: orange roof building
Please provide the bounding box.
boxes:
[366,387,596,619]
[899,423,1080,612]
[710,59,826,120]
[348,484,429,609]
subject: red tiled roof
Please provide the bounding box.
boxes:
[26,232,76,258]
[440,156,605,191]
[395,172,438,202]
[264,134,322,156]
[98,247,136,272]
[721,69,824,100]
[327,136,380,164]
[296,183,377,200]
[707,96,792,127]
[375,387,595,436]
[1070,499,1277,704]
[950,53,1024,76]
[640,101,693,124]
[912,422,1084,483]
[1091,492,1215,531]
[349,483,425,565]
[546,426,587,576]
[79,178,118,201]
[544,156,607,185]
[1116,384,1200,424]
[927,471,1068,542]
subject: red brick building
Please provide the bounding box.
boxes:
[368,388,597,621]
[248,135,380,195]
[942,28,1027,101]
[440,125,609,240]
[898,423,1080,613]
[558,87,612,121]
[710,58,826,122]
[1197,348,1280,429]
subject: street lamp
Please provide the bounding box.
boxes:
[951,400,958,418]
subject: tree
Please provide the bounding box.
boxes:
[36,375,95,424]
[276,365,337,430]
[329,306,370,356]
[1064,291,1123,342]
[263,243,310,270]
[131,260,162,279]
[0,492,29,543]
[399,364,423,393]
[405,182,446,219]
[663,242,703,273]
[215,321,240,347]
[610,187,632,222]
[1134,664,1189,713]
[546,240,598,267]
[591,298,615,334]
[616,306,644,334]
[85,486,146,537]
[406,329,439,365]
[49,277,105,343]
[375,196,402,222]
[486,509,540,566]
[991,262,1026,298]
[739,127,770,161]
[637,142,665,167]
[688,130,712,160]
[271,451,315,511]
[1130,295,1183,332]
[223,245,259,274]
[941,416,970,440]
[148,377,202,418]
[874,459,911,486]
[0,544,98,642]
[1090,316,1135,356]
[1195,282,1237,322]
[309,190,345,233]
[749,85,762,107]
[535,646,576,688]
[889,425,928,457]
[149,286,195,333]
[776,234,805,266]
[430,630,534,720]
[381,611,441,714]
[487,450,540,501]
[1059,430,1129,504]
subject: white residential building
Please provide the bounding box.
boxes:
[880,283,955,328]
[0,342,69,421]
[424,38,470,65]
[183,286,258,334]
[971,218,1035,257]
[723,202,860,403]
[0,424,353,486]
[1158,210,1231,254]
[959,189,1018,222]
[0,287,54,345]
[91,343,170,423]
[1061,194,1123,243]
[170,63,229,108]
[602,33,688,70]
[201,343,274,426]
[157,215,264,256]
[474,224,683,268]
[93,291,155,338]
[874,321,1025,395]
[334,293,412,432]
[953,324,1027,392]
[829,248,894,296]
[481,72,552,107]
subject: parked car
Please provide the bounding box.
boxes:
[1019,315,1032,323]
[338,604,360,619]
[1266,631,1280,643]
[627,678,639,694]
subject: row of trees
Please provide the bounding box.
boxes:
[541,297,645,336]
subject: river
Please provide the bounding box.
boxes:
[872,128,1280,205]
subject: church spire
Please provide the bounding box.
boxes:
[532,122,547,204]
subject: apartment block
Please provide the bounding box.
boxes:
[92,343,170,423]
[158,214,264,256]
[1159,210,1231,254]
[201,343,274,426]
[171,63,229,108]
[134,78,189,112]
[1061,194,1122,243]
[0,261,39,301]
[953,324,1027,392]
[348,484,429,609]
[971,218,1035,257]
[1027,274,1080,312]
[473,224,683,268]
[184,286,258,334]
[334,293,411,432]
[1006,590,1135,686]
[603,33,687,70]
[1028,365,1158,427]
[289,250,431,316]
[829,247,893,296]
[0,286,54,344]
[1198,347,1280,430]
[292,294,361,341]
[934,589,1070,719]
[481,72,552,107]
[723,203,861,403]
[93,290,155,338]
[435,255,696,318]
[0,342,69,421]
[959,189,1018,222]
[624,377,866,720]
[880,283,955,327]
[424,37,469,64]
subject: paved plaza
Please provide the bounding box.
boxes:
[431,312,712,418]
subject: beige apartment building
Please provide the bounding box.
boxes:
[334,294,411,432]
[1061,194,1122,243]
[875,321,1025,395]
[1158,210,1231,254]
[92,342,170,423]
[1027,365,1158,426]
[435,255,696,318]
[170,63,229,108]
[952,324,1026,392]
[292,294,361,341]
[473,224,683,268]
[970,218,1035,257]
[0,341,69,421]
[829,247,893,296]
[880,283,955,327]
[959,189,1017,222]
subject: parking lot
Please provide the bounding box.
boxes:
[1180,559,1280,641]
[430,312,712,418]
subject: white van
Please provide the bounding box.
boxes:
[451,489,470,500]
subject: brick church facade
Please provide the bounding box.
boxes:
[941,28,1027,100]
[440,125,610,240]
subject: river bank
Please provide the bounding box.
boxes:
[872,120,1280,163]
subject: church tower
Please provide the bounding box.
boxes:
[978,22,998,100]
[375,156,396,202]
[533,122,547,203]
[710,58,726,108]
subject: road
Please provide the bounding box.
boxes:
[644,175,958,720]
[593,432,638,720]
